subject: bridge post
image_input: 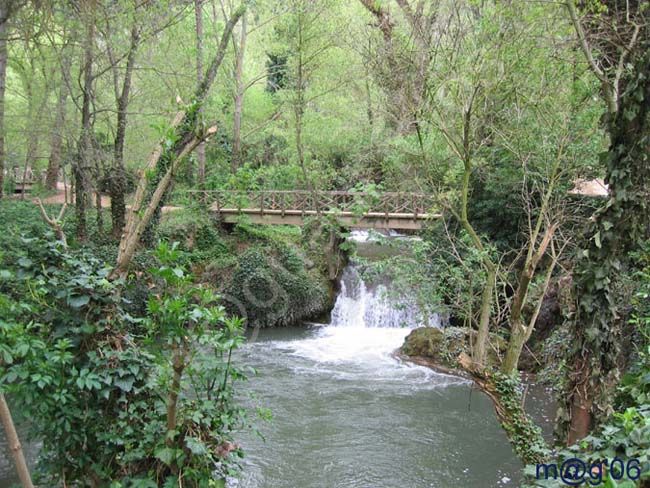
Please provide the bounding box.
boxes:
[413,194,418,221]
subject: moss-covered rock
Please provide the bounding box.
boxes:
[219,243,330,328]
[401,327,444,357]
[402,326,505,369]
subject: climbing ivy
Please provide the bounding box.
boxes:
[222,242,329,328]
[561,49,650,440]
[493,372,550,465]
[141,100,205,245]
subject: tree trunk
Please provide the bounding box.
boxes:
[45,55,70,191]
[0,1,10,199]
[563,48,650,444]
[231,12,247,172]
[502,319,528,374]
[474,264,495,366]
[112,5,245,276]
[76,0,96,241]
[0,394,34,488]
[292,3,318,206]
[195,0,205,185]
[20,77,37,200]
[458,354,549,466]
[0,9,8,200]
[20,56,53,199]
[567,359,593,444]
[166,343,187,447]
[502,222,558,375]
[110,23,140,237]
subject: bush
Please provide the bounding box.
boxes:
[222,242,328,328]
[525,245,650,487]
[0,236,251,487]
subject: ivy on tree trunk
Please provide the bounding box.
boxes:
[562,49,650,444]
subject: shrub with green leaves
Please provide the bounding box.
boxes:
[0,237,251,487]
[222,242,328,328]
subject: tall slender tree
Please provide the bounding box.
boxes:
[107,4,141,237]
[231,10,246,171]
[113,4,246,276]
[0,0,26,199]
[45,51,71,191]
[195,0,205,186]
[74,0,97,241]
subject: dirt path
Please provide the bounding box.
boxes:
[33,184,182,213]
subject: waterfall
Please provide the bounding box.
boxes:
[281,234,442,365]
[330,264,438,329]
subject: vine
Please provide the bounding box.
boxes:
[562,49,650,442]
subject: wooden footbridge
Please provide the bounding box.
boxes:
[188,190,440,230]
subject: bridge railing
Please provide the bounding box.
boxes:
[187,190,437,219]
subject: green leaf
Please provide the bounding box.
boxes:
[1,348,13,364]
[68,295,90,308]
[114,377,135,392]
[154,447,176,466]
[163,478,179,488]
[185,437,208,455]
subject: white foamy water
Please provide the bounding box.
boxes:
[348,228,423,243]
[256,263,458,387]
[330,265,433,329]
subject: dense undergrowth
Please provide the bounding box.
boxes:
[157,208,333,327]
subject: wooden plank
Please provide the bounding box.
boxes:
[212,207,440,219]
[218,213,429,230]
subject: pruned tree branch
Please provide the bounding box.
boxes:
[35,197,68,248]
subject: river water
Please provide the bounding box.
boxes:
[234,261,523,488]
[1,232,537,488]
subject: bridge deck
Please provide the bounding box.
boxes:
[189,190,440,230]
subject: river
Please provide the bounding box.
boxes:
[233,258,523,488]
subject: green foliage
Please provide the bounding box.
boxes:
[493,372,550,465]
[222,241,328,328]
[525,406,650,487]
[0,202,71,262]
[561,49,650,436]
[0,228,251,486]
[617,244,650,409]
[529,248,650,487]
[412,223,496,329]
[145,241,250,484]
[156,209,231,265]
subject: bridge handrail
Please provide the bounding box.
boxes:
[185,189,437,218]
